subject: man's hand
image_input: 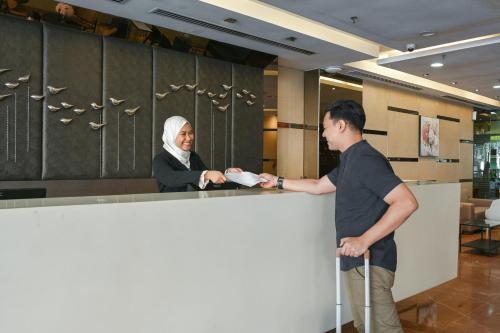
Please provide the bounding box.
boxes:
[258,173,278,188]
[339,237,368,257]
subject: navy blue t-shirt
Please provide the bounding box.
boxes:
[327,140,402,272]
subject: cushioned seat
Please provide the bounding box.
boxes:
[485,199,500,221]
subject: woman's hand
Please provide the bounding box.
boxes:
[204,170,226,184]
[225,167,243,173]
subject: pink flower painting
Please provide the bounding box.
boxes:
[419,117,439,157]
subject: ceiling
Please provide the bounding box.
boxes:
[63,0,500,107]
[379,40,500,101]
[261,0,500,50]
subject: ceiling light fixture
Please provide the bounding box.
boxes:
[431,54,445,68]
[420,31,436,37]
[451,81,457,85]
[475,89,480,92]
[493,80,500,89]
[324,65,343,73]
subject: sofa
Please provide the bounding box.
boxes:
[460,198,493,222]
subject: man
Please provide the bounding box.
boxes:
[260,100,418,333]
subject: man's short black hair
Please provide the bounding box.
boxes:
[325,100,366,132]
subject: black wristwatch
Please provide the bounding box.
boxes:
[276,176,284,189]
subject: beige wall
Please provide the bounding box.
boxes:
[275,76,474,198]
[363,81,473,197]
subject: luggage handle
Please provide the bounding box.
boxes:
[335,249,371,333]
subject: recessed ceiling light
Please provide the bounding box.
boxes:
[324,65,343,73]
[331,87,336,91]
[224,17,237,24]
[431,54,445,68]
[475,89,480,92]
[420,31,436,37]
[493,80,500,89]
[451,81,457,85]
[285,36,297,42]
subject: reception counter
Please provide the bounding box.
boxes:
[0,182,459,333]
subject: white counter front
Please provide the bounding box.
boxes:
[0,183,459,333]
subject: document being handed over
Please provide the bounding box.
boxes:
[224,171,269,187]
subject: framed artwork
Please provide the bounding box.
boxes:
[419,116,439,157]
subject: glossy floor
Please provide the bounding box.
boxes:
[330,231,500,332]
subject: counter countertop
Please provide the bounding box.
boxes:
[0,180,454,210]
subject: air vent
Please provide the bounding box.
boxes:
[149,8,315,56]
[348,70,423,91]
[441,95,486,108]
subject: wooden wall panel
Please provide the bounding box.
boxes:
[390,162,418,181]
[418,159,437,181]
[459,143,473,179]
[387,111,419,157]
[364,134,387,156]
[303,129,318,179]
[439,120,459,159]
[417,97,440,118]
[450,103,473,140]
[277,128,303,178]
[277,67,304,124]
[437,163,459,182]
[387,87,418,111]
[362,81,387,131]
[363,83,474,185]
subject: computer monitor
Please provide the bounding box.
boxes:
[0,188,47,200]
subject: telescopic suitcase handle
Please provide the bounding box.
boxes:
[335,249,371,333]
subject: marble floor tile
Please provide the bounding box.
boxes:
[328,231,500,332]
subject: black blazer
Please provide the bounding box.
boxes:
[153,150,211,193]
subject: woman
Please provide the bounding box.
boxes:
[153,116,241,193]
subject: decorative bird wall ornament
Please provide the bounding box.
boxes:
[89,122,106,130]
[47,86,67,94]
[110,97,126,106]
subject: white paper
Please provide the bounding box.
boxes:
[225,171,269,187]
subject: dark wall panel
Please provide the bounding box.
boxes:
[196,57,232,170]
[42,24,102,179]
[102,37,152,178]
[0,16,43,180]
[232,64,263,173]
[152,48,195,156]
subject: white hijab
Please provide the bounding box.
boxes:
[162,116,192,169]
